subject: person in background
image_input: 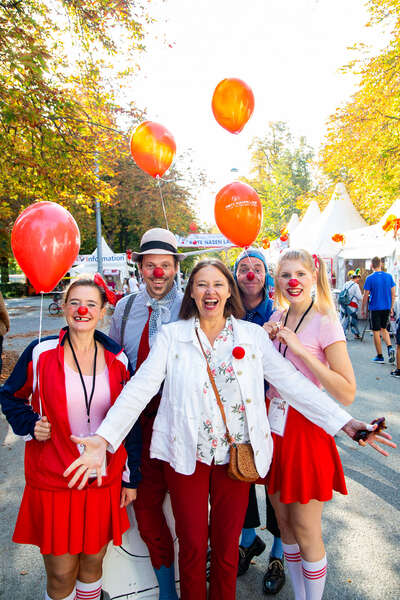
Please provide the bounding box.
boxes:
[128,272,139,294]
[0,278,140,600]
[0,290,10,375]
[390,315,400,378]
[122,278,130,296]
[340,269,362,339]
[105,275,116,291]
[234,248,285,595]
[361,256,396,363]
[109,228,183,600]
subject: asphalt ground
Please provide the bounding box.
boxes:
[0,297,399,599]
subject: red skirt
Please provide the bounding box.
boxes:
[267,402,347,504]
[13,481,130,556]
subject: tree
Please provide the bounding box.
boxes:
[0,0,151,276]
[320,0,400,223]
[242,122,315,238]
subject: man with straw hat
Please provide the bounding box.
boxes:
[109,228,183,600]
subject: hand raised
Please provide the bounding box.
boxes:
[63,434,107,489]
[34,416,52,442]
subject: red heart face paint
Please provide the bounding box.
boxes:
[77,305,88,316]
[246,271,255,281]
[288,279,300,287]
[153,267,165,278]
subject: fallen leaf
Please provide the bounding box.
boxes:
[20,570,28,576]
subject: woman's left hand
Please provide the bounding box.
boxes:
[120,487,137,507]
[342,419,397,456]
[276,327,305,357]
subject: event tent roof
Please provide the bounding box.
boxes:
[289,201,321,249]
[309,183,367,257]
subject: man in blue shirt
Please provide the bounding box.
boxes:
[361,256,396,363]
[234,248,286,596]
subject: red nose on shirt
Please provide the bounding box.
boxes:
[77,306,88,315]
[288,278,300,287]
[246,271,255,281]
[153,267,165,278]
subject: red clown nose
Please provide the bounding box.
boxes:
[77,306,88,316]
[246,271,255,281]
[288,279,300,287]
[153,267,164,278]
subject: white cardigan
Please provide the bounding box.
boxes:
[97,316,351,478]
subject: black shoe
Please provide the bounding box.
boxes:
[262,556,285,595]
[100,591,111,600]
[237,535,266,576]
[390,369,400,378]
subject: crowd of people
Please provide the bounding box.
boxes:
[0,228,397,600]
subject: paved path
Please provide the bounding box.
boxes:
[0,301,399,599]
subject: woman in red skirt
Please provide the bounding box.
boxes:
[0,278,140,600]
[264,249,356,600]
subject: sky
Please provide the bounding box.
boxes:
[127,0,389,224]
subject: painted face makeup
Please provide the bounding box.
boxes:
[77,305,88,316]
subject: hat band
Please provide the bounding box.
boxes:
[140,240,177,254]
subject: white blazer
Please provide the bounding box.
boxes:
[97,316,351,478]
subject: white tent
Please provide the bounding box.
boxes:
[70,237,129,282]
[289,201,321,249]
[287,213,300,235]
[310,183,367,257]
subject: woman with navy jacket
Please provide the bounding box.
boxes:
[0,278,141,600]
[64,261,394,600]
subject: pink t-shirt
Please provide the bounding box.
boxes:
[65,362,111,437]
[268,310,345,394]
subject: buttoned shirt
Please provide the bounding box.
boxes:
[109,285,183,370]
[195,317,250,465]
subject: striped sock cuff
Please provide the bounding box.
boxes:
[302,555,327,580]
[282,542,302,563]
[75,578,102,600]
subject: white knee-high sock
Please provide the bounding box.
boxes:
[282,542,306,600]
[302,555,327,600]
[45,589,76,600]
[75,577,102,600]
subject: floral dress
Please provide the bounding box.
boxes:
[195,317,250,465]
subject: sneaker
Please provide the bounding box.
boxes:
[372,355,384,363]
[262,556,286,595]
[390,369,400,378]
[238,535,266,576]
[388,347,395,363]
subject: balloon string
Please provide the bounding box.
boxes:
[38,292,44,417]
[157,179,169,230]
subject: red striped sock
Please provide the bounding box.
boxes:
[282,542,306,600]
[302,555,327,600]
[75,578,102,600]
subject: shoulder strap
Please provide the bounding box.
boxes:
[120,293,137,347]
[195,329,233,445]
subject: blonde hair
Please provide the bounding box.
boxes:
[274,249,336,316]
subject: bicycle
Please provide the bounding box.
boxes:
[48,293,63,316]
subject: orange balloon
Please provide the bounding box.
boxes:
[212,78,255,134]
[11,202,80,293]
[215,181,262,247]
[129,121,176,178]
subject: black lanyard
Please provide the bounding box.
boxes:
[278,299,314,358]
[67,333,98,425]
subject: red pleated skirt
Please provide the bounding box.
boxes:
[13,481,130,556]
[267,403,347,504]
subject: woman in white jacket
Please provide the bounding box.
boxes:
[64,260,394,600]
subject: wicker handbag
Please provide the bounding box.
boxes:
[195,330,260,483]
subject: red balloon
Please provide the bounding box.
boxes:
[212,78,255,134]
[130,121,176,178]
[11,202,80,293]
[214,182,262,247]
